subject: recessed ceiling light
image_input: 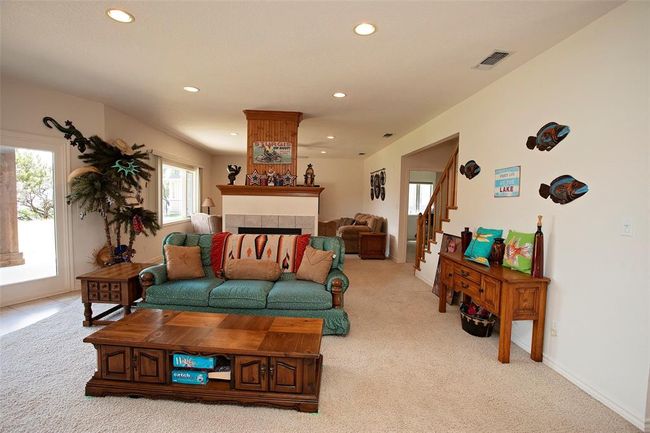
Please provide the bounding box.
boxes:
[230,132,238,136]
[354,23,376,36]
[327,136,335,140]
[106,9,134,23]
[183,86,200,93]
[321,151,327,154]
[332,92,346,98]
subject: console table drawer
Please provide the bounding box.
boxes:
[454,276,480,298]
[454,265,480,284]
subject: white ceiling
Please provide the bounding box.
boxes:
[1,1,621,158]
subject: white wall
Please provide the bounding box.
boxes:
[1,76,215,293]
[362,2,649,429]
[210,154,364,222]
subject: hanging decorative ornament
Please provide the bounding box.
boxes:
[132,215,144,234]
[111,138,135,155]
[67,166,100,183]
[112,159,139,176]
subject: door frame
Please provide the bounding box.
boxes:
[0,129,73,306]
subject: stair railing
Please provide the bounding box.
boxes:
[414,145,458,271]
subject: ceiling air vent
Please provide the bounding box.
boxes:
[383,133,393,138]
[475,50,511,70]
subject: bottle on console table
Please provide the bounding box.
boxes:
[461,227,472,254]
[531,215,544,278]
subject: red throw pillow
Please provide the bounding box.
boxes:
[210,232,232,278]
[294,234,311,271]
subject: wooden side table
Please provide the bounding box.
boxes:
[78,262,152,327]
[358,232,387,259]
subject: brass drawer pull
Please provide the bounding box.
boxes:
[460,270,470,277]
[461,282,469,289]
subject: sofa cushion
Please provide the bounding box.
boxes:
[267,280,332,310]
[145,276,223,306]
[164,245,205,280]
[309,236,345,271]
[225,259,282,281]
[296,246,333,285]
[209,280,274,309]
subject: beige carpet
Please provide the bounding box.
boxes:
[0,258,637,433]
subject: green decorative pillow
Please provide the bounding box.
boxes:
[503,230,535,273]
[464,227,503,263]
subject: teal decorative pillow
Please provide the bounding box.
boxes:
[464,227,503,265]
[503,230,535,273]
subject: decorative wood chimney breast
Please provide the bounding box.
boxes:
[243,110,302,181]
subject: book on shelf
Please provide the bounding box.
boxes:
[172,354,215,369]
[171,369,208,385]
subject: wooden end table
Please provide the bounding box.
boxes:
[78,262,152,327]
[358,232,387,259]
[84,309,324,412]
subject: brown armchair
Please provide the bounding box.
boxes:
[319,213,385,254]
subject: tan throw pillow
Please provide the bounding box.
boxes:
[296,246,333,285]
[224,259,282,281]
[164,245,205,280]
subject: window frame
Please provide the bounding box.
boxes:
[160,160,200,226]
[408,182,434,216]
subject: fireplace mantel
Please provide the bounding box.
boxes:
[217,185,324,197]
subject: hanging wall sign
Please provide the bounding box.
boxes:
[494,166,521,197]
[253,141,292,164]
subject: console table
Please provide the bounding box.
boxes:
[438,251,550,363]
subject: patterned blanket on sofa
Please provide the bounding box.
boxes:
[211,233,310,276]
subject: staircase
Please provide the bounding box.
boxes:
[414,145,459,271]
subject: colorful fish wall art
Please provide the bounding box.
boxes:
[459,160,481,180]
[539,175,588,205]
[526,122,571,151]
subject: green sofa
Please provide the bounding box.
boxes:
[138,233,350,335]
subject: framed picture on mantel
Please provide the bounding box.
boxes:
[253,141,292,164]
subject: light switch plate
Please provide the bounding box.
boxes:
[621,217,633,237]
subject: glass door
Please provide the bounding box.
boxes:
[0,133,71,306]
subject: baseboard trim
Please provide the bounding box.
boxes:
[510,336,645,431]
[414,272,433,287]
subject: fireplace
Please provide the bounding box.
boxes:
[239,227,302,235]
[217,183,324,236]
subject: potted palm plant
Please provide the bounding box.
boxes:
[43,117,159,265]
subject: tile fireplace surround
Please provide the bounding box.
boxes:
[224,214,314,235]
[217,185,324,236]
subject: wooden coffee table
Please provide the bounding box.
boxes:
[77,262,152,327]
[83,309,324,412]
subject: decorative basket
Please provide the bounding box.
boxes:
[459,305,496,338]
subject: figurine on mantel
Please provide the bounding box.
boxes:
[226,165,241,185]
[304,163,315,186]
[267,169,277,186]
